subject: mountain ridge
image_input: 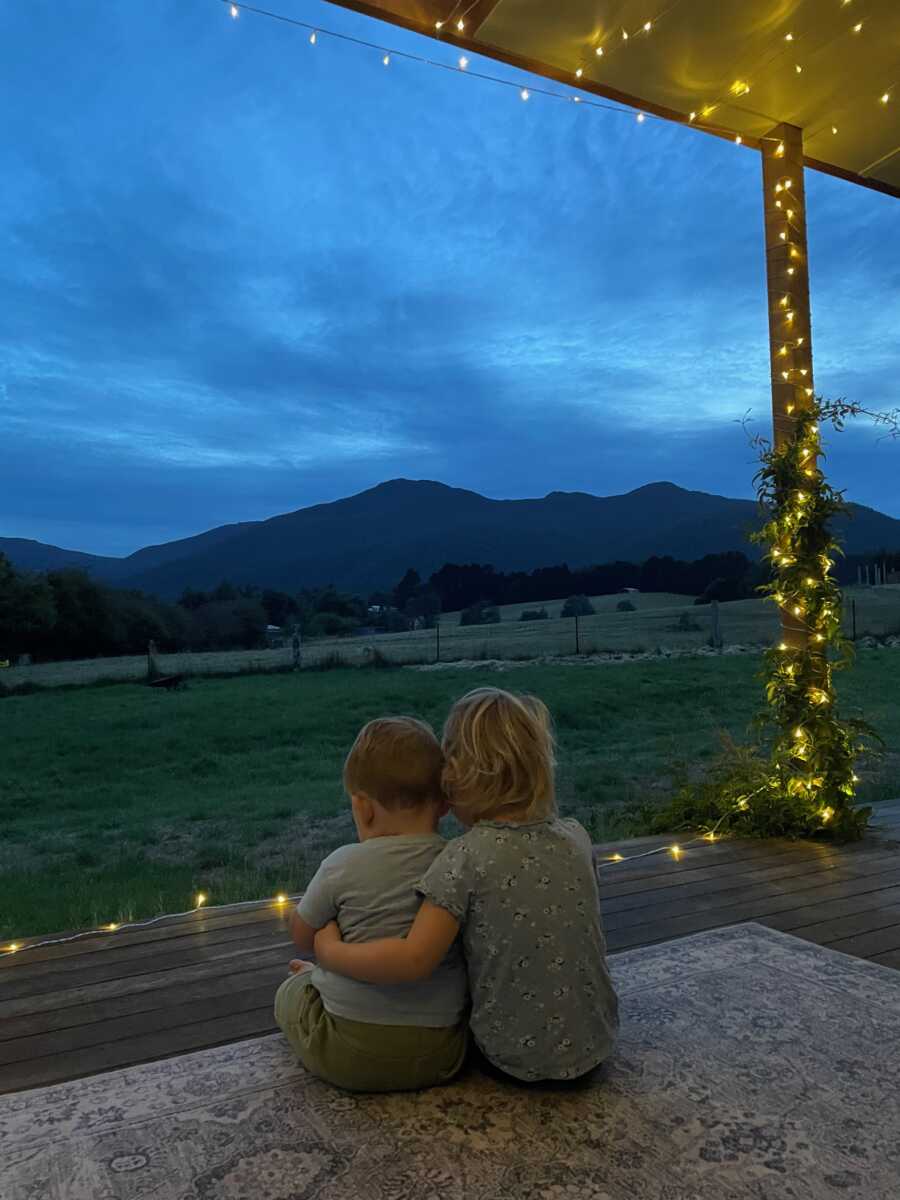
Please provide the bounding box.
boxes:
[3,478,899,598]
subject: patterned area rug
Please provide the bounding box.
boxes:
[3,923,899,1200]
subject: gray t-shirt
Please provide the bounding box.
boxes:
[419,817,619,1080]
[297,834,468,1027]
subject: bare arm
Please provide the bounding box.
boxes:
[314,901,460,985]
[289,909,318,956]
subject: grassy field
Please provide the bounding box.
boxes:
[2,650,898,941]
[3,586,898,689]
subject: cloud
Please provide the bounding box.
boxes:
[1,0,898,555]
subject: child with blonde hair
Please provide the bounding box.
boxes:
[315,688,619,1083]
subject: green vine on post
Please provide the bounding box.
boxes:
[750,397,895,840]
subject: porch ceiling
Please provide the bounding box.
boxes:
[325,0,900,198]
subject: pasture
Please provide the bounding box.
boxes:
[2,649,898,942]
[2,586,898,689]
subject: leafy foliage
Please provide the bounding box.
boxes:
[747,398,892,839]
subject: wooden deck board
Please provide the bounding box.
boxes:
[2,832,897,1096]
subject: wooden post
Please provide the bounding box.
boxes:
[761,123,816,650]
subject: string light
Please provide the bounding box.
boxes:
[735,135,742,144]
[458,55,468,70]
[595,46,604,57]
[457,18,465,31]
[309,30,317,44]
[669,844,682,860]
[621,29,629,41]
[2,892,297,959]
[785,32,794,42]
[643,21,652,33]
[689,111,697,121]
[881,93,891,104]
[637,111,646,122]
[520,88,529,101]
[852,22,862,33]
[575,67,583,78]
[230,3,238,16]
[382,53,390,66]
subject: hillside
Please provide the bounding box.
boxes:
[3,479,900,598]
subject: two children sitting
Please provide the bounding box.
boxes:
[275,687,619,1090]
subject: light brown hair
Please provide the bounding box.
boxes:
[441,688,556,824]
[343,716,444,811]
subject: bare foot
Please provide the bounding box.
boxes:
[289,958,315,975]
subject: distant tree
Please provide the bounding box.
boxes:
[616,599,636,612]
[561,594,595,618]
[460,603,500,627]
[178,587,209,611]
[0,554,57,659]
[519,608,549,621]
[393,568,421,612]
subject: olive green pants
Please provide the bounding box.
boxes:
[274,973,467,1093]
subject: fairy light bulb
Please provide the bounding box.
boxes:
[610,853,624,862]
[382,53,390,66]
[689,111,697,122]
[520,88,529,101]
[775,141,785,156]
[595,46,604,57]
[458,56,468,69]
[575,67,583,78]
[457,18,465,31]
[670,844,682,860]
[196,892,207,907]
[622,29,629,40]
[434,20,443,29]
[853,22,862,32]
[703,832,717,842]
[737,798,749,811]
[637,111,645,122]
[643,21,652,32]
[881,93,891,104]
[106,922,119,931]
[831,125,838,135]
[735,135,742,145]
[230,3,239,17]
[276,893,288,904]
[821,806,834,822]
[795,64,803,74]
[8,942,20,952]
[778,642,788,651]
[785,32,793,42]
[309,30,317,44]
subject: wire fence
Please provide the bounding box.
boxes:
[3,588,897,690]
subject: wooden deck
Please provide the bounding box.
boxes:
[2,808,899,1097]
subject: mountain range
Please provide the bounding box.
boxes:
[3,479,899,599]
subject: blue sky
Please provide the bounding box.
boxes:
[2,0,898,556]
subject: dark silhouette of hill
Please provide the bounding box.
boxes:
[3,479,899,598]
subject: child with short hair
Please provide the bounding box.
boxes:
[275,716,468,1092]
[315,688,619,1083]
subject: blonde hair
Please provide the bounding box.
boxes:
[442,688,556,824]
[343,716,444,811]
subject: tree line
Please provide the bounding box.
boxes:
[3,544,893,664]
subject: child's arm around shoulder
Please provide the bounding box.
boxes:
[315,901,460,984]
[315,834,472,984]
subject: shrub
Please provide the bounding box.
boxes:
[519,608,549,621]
[460,604,500,627]
[561,595,595,618]
[616,600,636,613]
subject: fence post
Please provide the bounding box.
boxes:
[435,618,441,664]
[710,600,723,650]
[574,613,581,655]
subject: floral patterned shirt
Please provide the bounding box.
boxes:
[419,817,619,1080]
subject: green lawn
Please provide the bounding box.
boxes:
[2,651,897,940]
